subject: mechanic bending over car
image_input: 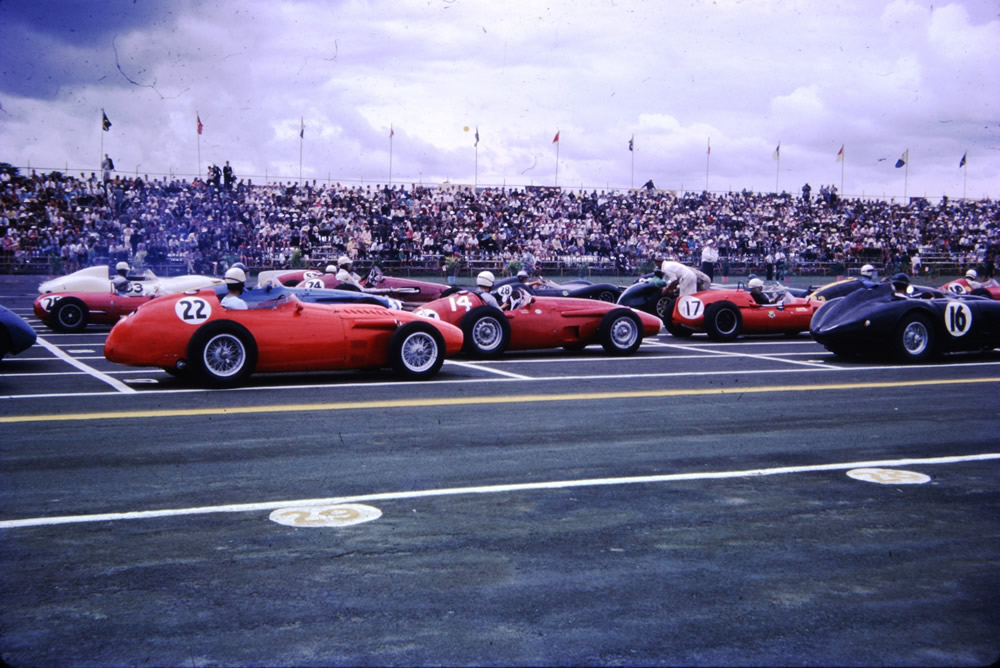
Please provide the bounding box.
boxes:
[474,271,502,309]
[221,266,249,310]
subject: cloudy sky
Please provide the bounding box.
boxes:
[1,0,998,200]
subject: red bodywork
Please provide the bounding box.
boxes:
[671,288,822,340]
[34,290,154,331]
[417,289,661,353]
[104,289,463,381]
[940,278,1000,299]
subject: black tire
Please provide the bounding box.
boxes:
[460,305,511,358]
[665,318,693,338]
[596,289,618,303]
[704,302,742,341]
[51,298,89,333]
[654,295,675,326]
[598,308,643,355]
[186,321,258,387]
[893,311,935,363]
[389,321,446,380]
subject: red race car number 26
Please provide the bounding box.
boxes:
[175,297,212,324]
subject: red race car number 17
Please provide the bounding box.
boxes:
[175,297,212,324]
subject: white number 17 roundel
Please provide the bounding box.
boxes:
[175,297,212,324]
[677,295,705,320]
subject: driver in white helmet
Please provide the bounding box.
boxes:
[474,270,501,309]
[115,261,131,278]
[858,263,879,287]
[965,268,983,290]
[748,277,772,305]
[221,267,248,310]
[335,255,364,289]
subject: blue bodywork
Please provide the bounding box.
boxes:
[1,304,37,359]
[210,282,403,310]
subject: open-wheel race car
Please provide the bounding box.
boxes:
[104,288,463,387]
[940,276,1000,299]
[669,283,822,341]
[493,276,623,303]
[259,266,457,308]
[810,282,1000,362]
[414,284,661,358]
[38,265,222,296]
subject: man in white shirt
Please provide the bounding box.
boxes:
[700,239,720,281]
[660,259,701,296]
[335,255,364,289]
[220,267,248,310]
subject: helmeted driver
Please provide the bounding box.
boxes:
[335,255,363,289]
[221,267,249,309]
[748,277,771,305]
[474,271,501,309]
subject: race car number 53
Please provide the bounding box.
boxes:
[175,297,212,324]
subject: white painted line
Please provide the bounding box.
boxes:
[657,341,835,369]
[443,359,532,379]
[33,336,136,394]
[1,452,997,529]
[3,361,1000,400]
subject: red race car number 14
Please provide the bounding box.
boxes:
[175,297,212,324]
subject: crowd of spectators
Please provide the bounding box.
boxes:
[1,163,997,281]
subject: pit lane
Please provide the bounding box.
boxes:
[2,278,999,666]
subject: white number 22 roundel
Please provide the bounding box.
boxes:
[943,302,972,337]
[175,297,212,324]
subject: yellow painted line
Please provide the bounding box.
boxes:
[2,376,998,424]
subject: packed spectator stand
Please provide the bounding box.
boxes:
[2,163,997,282]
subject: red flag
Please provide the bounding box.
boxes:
[390,125,395,138]
[836,144,844,162]
[197,114,203,135]
[552,131,559,143]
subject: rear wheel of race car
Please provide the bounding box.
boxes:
[598,308,643,355]
[704,302,742,341]
[460,306,511,358]
[51,298,88,333]
[187,321,257,387]
[654,295,675,326]
[664,318,693,338]
[597,289,618,303]
[893,311,935,363]
[389,321,446,380]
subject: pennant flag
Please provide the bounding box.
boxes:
[197,114,203,135]
[836,145,844,162]
[552,131,560,144]
[300,117,304,139]
[895,149,908,168]
[772,142,780,160]
[475,127,479,147]
[959,152,967,168]
[628,135,633,152]
[707,139,711,156]
[102,110,112,132]
[390,125,394,138]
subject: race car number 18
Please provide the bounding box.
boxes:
[944,301,972,337]
[175,297,212,324]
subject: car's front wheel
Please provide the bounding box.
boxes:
[389,321,446,380]
[598,308,643,355]
[704,302,742,341]
[460,306,510,358]
[893,312,935,363]
[187,321,258,387]
[52,298,89,333]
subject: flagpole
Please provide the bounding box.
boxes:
[775,141,780,193]
[904,152,909,201]
[705,137,711,192]
[389,125,394,186]
[630,135,634,189]
[298,117,304,183]
[840,145,845,195]
[555,131,560,188]
[196,112,202,179]
[99,115,104,175]
[963,154,968,200]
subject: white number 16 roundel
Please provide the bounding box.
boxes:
[677,295,705,320]
[944,301,972,337]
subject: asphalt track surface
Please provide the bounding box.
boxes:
[2,275,999,667]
